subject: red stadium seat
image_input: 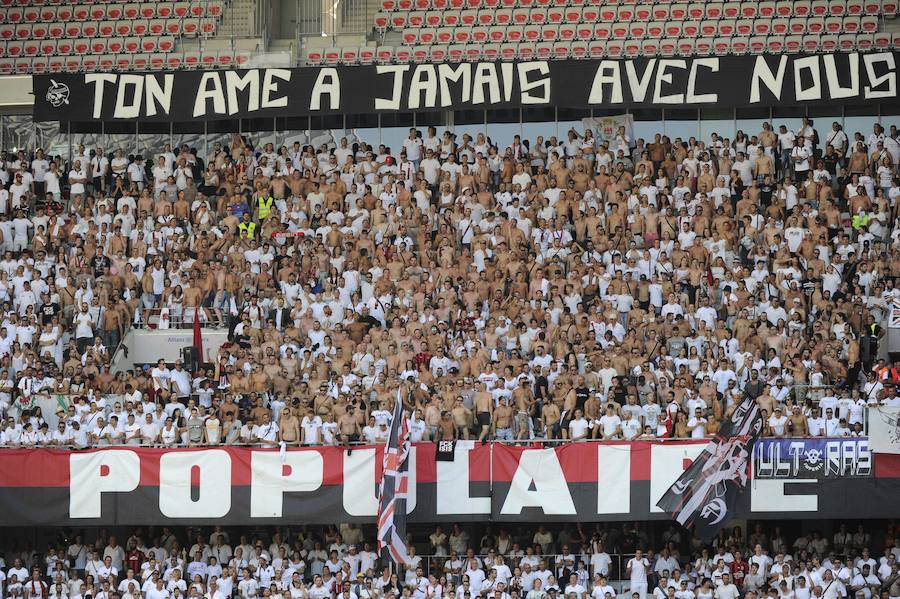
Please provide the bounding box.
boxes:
[754,19,772,34]
[785,34,802,51]
[182,50,200,69]
[419,27,436,42]
[91,39,107,54]
[659,37,676,56]
[713,37,731,55]
[107,37,124,53]
[132,20,148,35]
[429,44,447,60]
[569,42,588,59]
[56,38,72,54]
[166,53,184,69]
[32,56,48,73]
[73,38,89,55]
[695,37,713,55]
[64,55,81,72]
[749,36,766,53]
[5,40,21,56]
[132,54,149,70]
[124,37,140,53]
[446,44,464,61]
[149,54,165,70]
[687,3,704,19]
[453,27,471,42]
[22,39,38,56]
[183,18,199,35]
[731,36,749,53]
[14,57,30,74]
[81,22,98,37]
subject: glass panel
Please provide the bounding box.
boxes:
[662,110,699,144]
[699,108,733,145]
[844,104,879,141]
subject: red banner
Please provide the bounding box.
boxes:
[0,441,896,526]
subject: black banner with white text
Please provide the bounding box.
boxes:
[32,52,899,122]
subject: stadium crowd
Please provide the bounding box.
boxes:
[0,118,898,447]
[0,523,899,599]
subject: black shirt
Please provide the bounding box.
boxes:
[40,301,60,324]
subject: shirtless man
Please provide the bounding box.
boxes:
[492,398,515,441]
[473,383,493,441]
[450,397,473,440]
[438,411,457,442]
[337,405,361,453]
[279,406,301,445]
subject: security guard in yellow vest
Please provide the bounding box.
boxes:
[256,194,275,221]
[237,212,256,240]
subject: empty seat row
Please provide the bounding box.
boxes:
[0,51,251,75]
[0,1,224,22]
[312,33,895,66]
[0,18,218,38]
[393,17,881,44]
[0,36,177,56]
[378,0,896,15]
[380,8,878,34]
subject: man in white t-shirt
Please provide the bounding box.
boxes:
[568,410,591,441]
[627,550,650,599]
[791,138,811,179]
[402,128,424,167]
[595,405,622,440]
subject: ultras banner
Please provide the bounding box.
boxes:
[752,438,874,478]
[32,52,898,122]
[0,440,898,526]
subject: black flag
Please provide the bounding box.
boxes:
[656,394,763,540]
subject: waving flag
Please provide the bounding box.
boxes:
[657,393,763,541]
[192,305,204,373]
[376,387,412,566]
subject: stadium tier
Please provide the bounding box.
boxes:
[0,0,241,74]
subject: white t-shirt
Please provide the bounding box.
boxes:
[628,558,649,585]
